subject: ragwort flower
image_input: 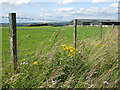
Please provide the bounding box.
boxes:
[63,47,67,51]
[67,54,73,58]
[61,45,66,47]
[33,61,38,65]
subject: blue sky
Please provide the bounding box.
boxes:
[0,0,119,23]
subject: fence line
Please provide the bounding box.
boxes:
[7,13,108,73]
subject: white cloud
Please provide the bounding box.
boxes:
[57,0,106,5]
[57,0,118,4]
[41,8,44,11]
[58,7,74,11]
[1,1,118,22]
[110,3,118,7]
[39,6,117,21]
[92,0,106,3]
[0,0,30,6]
[57,0,80,5]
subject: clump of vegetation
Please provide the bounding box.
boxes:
[2,26,119,88]
[29,23,48,26]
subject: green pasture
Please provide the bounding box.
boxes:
[2,26,107,51]
[2,26,107,73]
[1,26,118,88]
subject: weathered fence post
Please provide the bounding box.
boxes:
[9,13,17,74]
[73,19,77,49]
[112,24,114,31]
[100,23,102,39]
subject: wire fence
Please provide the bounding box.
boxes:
[2,13,119,74]
[2,22,117,55]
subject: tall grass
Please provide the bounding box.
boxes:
[2,26,119,88]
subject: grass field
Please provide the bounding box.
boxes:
[1,26,119,88]
[2,26,107,73]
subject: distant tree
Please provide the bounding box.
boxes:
[29,23,48,26]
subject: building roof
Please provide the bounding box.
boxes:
[76,19,114,22]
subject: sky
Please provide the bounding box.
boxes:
[0,0,120,23]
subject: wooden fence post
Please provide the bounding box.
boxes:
[100,23,102,39]
[73,19,77,49]
[112,24,114,31]
[9,13,17,74]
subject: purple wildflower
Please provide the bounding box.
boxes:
[91,84,94,87]
[18,67,20,69]
[50,58,53,60]
[88,84,94,88]
[26,63,28,65]
[51,81,57,84]
[51,81,55,83]
[103,81,109,85]
[20,63,22,65]
[23,62,26,64]
[79,51,81,55]
[79,51,83,57]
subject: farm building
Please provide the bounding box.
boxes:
[69,19,118,26]
[101,22,120,26]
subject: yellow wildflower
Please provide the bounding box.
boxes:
[72,52,76,55]
[63,48,67,51]
[70,56,73,58]
[67,54,73,58]
[68,54,72,57]
[115,35,118,37]
[69,46,73,49]
[66,46,71,50]
[70,49,74,53]
[61,45,66,47]
[76,49,78,52]
[96,42,103,48]
[33,61,38,65]
[73,48,76,50]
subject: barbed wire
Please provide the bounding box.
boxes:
[1,16,71,24]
